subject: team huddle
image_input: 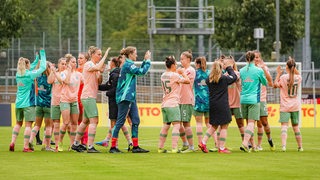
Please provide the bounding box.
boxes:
[9,46,303,154]
[158,50,303,153]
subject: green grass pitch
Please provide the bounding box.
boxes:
[0,127,319,180]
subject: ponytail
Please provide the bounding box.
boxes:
[120,46,136,58]
[245,51,255,71]
[287,57,296,89]
[195,56,207,72]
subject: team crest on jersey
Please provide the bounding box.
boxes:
[243,77,253,82]
[130,64,136,69]
[38,85,46,91]
[17,82,24,87]
[197,79,207,86]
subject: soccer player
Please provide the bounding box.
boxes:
[254,51,275,151]
[76,52,89,146]
[158,56,190,153]
[274,57,303,152]
[28,61,54,151]
[95,56,132,149]
[239,51,268,152]
[198,59,237,154]
[59,54,83,151]
[109,46,151,153]
[9,49,47,152]
[71,46,110,153]
[48,57,67,151]
[193,56,217,150]
[226,56,245,142]
[178,50,196,153]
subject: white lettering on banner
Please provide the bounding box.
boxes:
[302,99,314,104]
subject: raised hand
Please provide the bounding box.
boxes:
[103,47,111,60]
[276,65,283,75]
[50,63,56,71]
[144,50,151,60]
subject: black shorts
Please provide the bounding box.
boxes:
[108,100,118,120]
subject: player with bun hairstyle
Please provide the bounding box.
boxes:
[178,50,196,153]
[71,46,111,153]
[198,58,237,153]
[239,51,269,152]
[274,57,303,152]
[158,55,190,153]
[109,46,151,153]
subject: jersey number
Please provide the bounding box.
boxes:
[287,83,298,97]
[161,80,171,94]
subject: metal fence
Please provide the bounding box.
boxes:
[3,61,317,105]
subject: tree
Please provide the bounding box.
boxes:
[0,0,31,48]
[213,0,304,59]
[310,0,320,67]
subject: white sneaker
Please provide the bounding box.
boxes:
[256,146,263,151]
[45,147,55,152]
[282,146,286,152]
